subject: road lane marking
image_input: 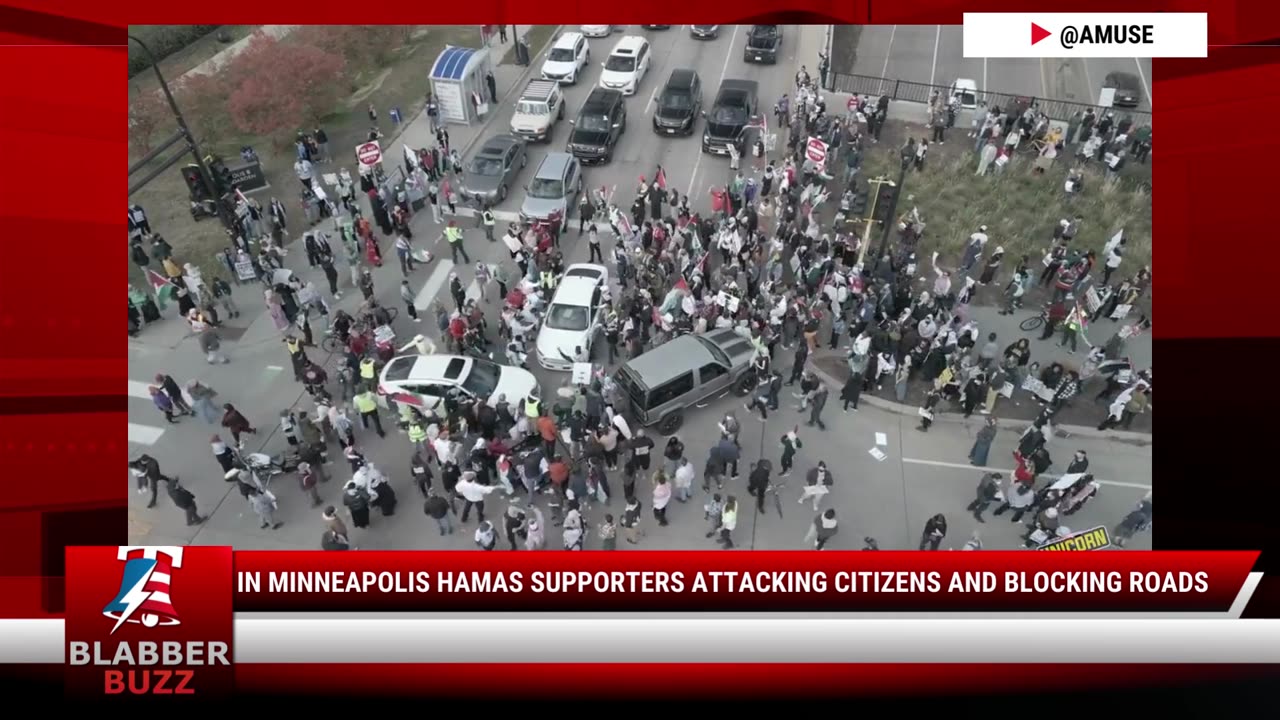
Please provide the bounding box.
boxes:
[929,25,941,87]
[900,457,1151,490]
[127,380,152,399]
[1133,58,1152,106]
[645,87,659,116]
[880,26,897,79]
[416,259,455,310]
[687,23,740,207]
[128,423,165,446]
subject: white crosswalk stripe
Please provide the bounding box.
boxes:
[128,380,166,446]
[128,423,165,446]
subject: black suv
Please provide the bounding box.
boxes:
[744,25,782,64]
[653,69,702,136]
[568,87,627,165]
[701,79,758,156]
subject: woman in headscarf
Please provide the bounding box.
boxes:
[342,480,372,529]
[264,288,290,332]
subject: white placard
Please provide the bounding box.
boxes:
[571,363,593,386]
[874,432,888,446]
[868,447,887,462]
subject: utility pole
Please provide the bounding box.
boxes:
[128,34,234,231]
[855,175,896,266]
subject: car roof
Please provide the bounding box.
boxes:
[611,35,647,54]
[750,25,778,33]
[534,152,573,178]
[583,87,623,110]
[666,69,698,89]
[623,335,716,384]
[554,31,584,48]
[477,134,520,156]
[953,78,977,90]
[520,79,560,101]
[1105,71,1139,86]
[384,354,470,384]
[549,264,606,305]
[719,79,758,95]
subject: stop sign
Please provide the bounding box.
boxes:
[805,137,828,164]
[356,141,382,167]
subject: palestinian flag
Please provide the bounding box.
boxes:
[655,166,667,191]
[146,269,175,310]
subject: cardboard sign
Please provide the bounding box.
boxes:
[234,259,258,282]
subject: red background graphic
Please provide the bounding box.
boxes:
[0,0,1275,701]
[63,546,235,698]
[234,551,1260,612]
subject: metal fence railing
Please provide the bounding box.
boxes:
[827,71,1152,126]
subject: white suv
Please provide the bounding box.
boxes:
[599,36,650,96]
[542,31,589,84]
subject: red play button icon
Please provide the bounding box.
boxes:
[1031,22,1051,45]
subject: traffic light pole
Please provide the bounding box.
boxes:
[128,34,235,231]
[856,176,895,266]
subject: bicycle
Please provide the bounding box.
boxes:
[1019,306,1049,332]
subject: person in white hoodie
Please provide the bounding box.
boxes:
[673,458,696,503]
[455,470,498,523]
[474,520,497,551]
[804,508,839,550]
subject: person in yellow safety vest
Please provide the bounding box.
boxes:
[524,396,540,419]
[444,220,471,264]
[353,388,386,437]
[1060,305,1086,353]
[540,270,557,291]
[407,418,428,453]
[285,335,307,381]
[359,357,378,390]
[398,402,417,429]
[481,207,496,242]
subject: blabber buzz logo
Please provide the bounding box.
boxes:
[66,545,234,697]
[104,546,183,633]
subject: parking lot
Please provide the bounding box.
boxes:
[848,25,1153,112]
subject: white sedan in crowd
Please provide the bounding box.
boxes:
[535,264,610,371]
[378,354,539,411]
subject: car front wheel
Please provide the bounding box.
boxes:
[657,413,684,435]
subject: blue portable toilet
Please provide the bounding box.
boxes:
[429,46,493,126]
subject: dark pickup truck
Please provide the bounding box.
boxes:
[743,25,782,64]
[701,79,758,156]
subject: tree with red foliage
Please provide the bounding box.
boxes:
[128,89,171,153]
[174,72,234,146]
[293,26,412,75]
[225,32,347,141]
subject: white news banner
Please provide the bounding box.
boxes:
[963,13,1207,58]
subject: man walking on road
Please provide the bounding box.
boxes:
[966,472,1002,522]
[444,220,471,264]
[354,388,386,438]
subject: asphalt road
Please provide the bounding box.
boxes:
[126,25,1152,552]
[849,25,1154,112]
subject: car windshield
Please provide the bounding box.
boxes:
[605,55,636,72]
[517,101,548,115]
[549,47,576,62]
[579,114,611,132]
[461,359,501,397]
[529,177,564,199]
[469,156,503,176]
[695,336,731,367]
[662,89,692,110]
[545,303,590,331]
[711,105,747,124]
